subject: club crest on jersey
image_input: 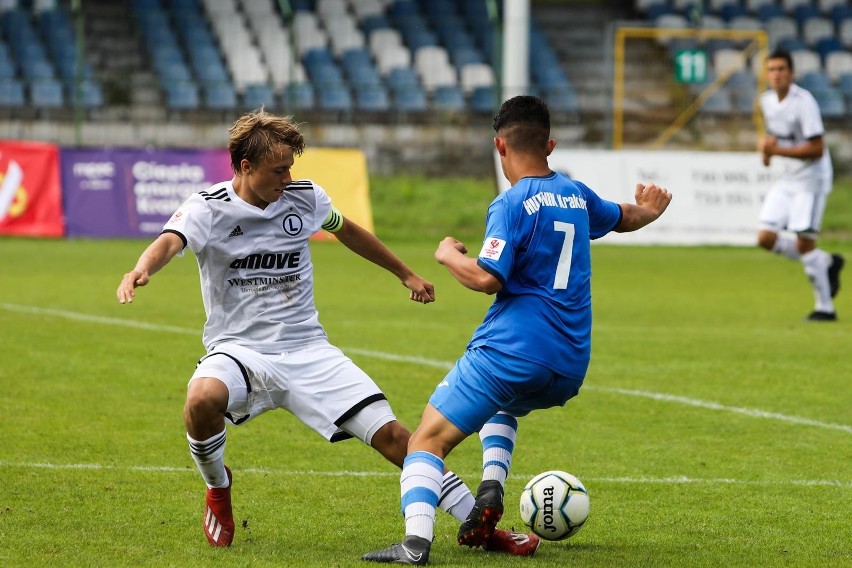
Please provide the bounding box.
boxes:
[283,213,303,236]
[479,237,506,260]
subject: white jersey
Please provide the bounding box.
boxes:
[759,83,832,190]
[163,179,340,353]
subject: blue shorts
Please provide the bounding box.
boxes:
[429,346,583,435]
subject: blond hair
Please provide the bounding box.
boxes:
[228,108,306,173]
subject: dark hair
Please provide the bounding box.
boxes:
[228,108,306,173]
[767,48,793,72]
[492,95,551,154]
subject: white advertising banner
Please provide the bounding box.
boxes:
[494,150,780,245]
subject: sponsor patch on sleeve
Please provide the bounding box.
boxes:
[479,237,506,260]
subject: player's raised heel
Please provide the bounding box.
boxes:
[204,465,234,547]
[457,480,504,548]
[361,535,431,565]
[486,529,541,556]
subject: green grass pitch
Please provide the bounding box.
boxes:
[0,175,850,567]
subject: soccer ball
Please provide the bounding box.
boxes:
[519,470,590,540]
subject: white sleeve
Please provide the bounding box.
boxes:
[162,193,212,254]
[311,183,333,233]
[799,94,825,140]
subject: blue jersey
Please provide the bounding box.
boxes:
[468,172,622,380]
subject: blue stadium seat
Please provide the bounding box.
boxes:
[30,78,64,108]
[0,79,25,107]
[393,85,427,111]
[204,82,238,110]
[756,4,784,22]
[242,83,276,110]
[165,81,200,110]
[432,84,465,111]
[470,85,497,113]
[318,83,353,111]
[387,67,420,90]
[355,85,391,111]
[76,79,104,108]
[813,88,846,118]
[799,71,832,92]
[283,82,315,110]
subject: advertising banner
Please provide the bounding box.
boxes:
[0,140,64,237]
[62,147,374,239]
[61,148,232,238]
[495,149,779,246]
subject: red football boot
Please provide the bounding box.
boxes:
[203,466,234,547]
[486,529,541,557]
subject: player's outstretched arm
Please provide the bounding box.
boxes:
[334,216,435,304]
[116,232,185,304]
[434,237,501,295]
[614,183,672,233]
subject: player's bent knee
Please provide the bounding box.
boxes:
[184,377,228,425]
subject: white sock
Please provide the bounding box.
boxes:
[479,412,518,485]
[438,471,475,522]
[801,249,834,312]
[187,430,228,489]
[401,451,443,541]
[772,235,800,261]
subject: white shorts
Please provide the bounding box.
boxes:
[758,178,830,237]
[189,341,396,444]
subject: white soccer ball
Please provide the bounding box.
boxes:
[519,470,590,541]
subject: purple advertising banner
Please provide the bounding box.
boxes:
[61,148,233,237]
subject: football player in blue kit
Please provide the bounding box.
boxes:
[363,95,672,565]
[117,109,538,555]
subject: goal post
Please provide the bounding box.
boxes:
[612,26,768,151]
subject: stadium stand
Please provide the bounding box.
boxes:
[0,0,848,121]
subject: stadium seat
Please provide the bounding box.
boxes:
[355,84,391,111]
[812,87,846,117]
[0,78,25,106]
[765,16,799,48]
[802,17,835,48]
[241,83,276,109]
[165,81,200,109]
[393,85,427,111]
[30,77,64,107]
[317,83,353,111]
[432,84,465,111]
[204,82,238,110]
[798,70,832,92]
[282,81,315,110]
[791,49,822,75]
[825,51,852,83]
[470,85,497,113]
[460,62,494,94]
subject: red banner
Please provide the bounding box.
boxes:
[0,140,64,237]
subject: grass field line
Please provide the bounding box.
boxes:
[0,461,848,488]
[3,302,851,435]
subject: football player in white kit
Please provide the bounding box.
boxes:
[116,109,538,555]
[757,48,844,321]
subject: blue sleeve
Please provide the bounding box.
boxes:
[475,196,513,286]
[576,181,622,239]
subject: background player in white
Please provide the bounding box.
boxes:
[758,48,844,321]
[363,96,671,565]
[116,109,538,554]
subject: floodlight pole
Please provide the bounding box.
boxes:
[72,0,84,146]
[501,0,529,102]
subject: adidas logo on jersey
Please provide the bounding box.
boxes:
[228,225,243,238]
